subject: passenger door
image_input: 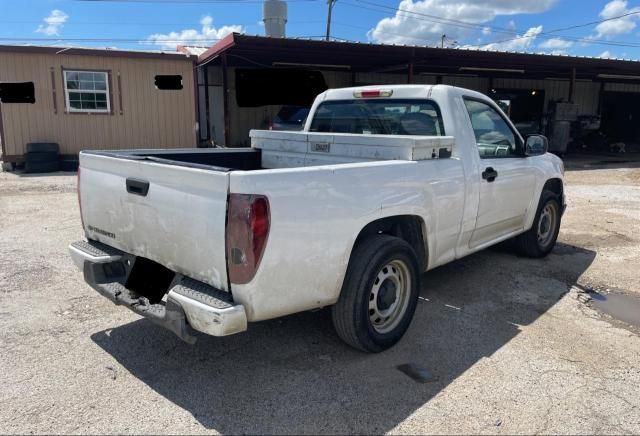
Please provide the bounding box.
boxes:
[463,97,537,248]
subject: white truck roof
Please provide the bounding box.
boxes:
[317,84,488,103]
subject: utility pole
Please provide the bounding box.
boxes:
[441,34,446,48]
[326,0,337,41]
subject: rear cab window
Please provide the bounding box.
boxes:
[309,99,446,136]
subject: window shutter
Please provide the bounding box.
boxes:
[50,68,58,114]
[108,72,114,115]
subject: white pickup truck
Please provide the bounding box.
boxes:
[69,84,565,352]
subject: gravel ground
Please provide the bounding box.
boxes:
[1,158,639,435]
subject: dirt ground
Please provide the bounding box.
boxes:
[1,157,639,435]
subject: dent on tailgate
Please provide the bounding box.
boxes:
[79,153,231,291]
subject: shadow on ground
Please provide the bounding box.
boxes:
[13,170,78,178]
[92,242,595,434]
[563,152,640,171]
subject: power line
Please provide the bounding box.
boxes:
[344,0,640,49]
[332,21,440,46]
[464,13,640,49]
[74,0,319,3]
[0,19,323,26]
[0,37,222,43]
[347,0,522,36]
[351,0,640,40]
[0,34,334,44]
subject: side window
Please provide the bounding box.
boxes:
[463,98,520,158]
[64,70,110,113]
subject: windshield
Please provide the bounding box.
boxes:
[309,99,445,136]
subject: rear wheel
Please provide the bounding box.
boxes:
[516,190,561,257]
[332,235,420,353]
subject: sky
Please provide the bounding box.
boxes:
[0,0,639,59]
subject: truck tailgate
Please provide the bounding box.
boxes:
[79,153,230,292]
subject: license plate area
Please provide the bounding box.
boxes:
[125,257,176,304]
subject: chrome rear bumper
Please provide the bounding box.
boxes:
[69,240,247,343]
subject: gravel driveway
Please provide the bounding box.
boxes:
[1,158,639,434]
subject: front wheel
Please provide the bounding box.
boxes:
[516,190,562,258]
[331,235,420,353]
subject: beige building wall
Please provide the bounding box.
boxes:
[0,49,197,161]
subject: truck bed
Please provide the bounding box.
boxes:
[84,129,455,173]
[84,148,262,171]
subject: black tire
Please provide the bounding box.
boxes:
[515,190,561,258]
[25,151,58,163]
[25,160,59,173]
[332,235,420,353]
[60,159,79,172]
[26,142,59,153]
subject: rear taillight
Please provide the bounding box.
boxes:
[77,167,85,231]
[226,194,270,285]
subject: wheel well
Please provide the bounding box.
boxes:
[354,215,427,271]
[543,178,563,199]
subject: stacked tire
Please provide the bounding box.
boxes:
[25,143,59,173]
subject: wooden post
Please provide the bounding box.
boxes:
[569,67,576,103]
[221,53,230,147]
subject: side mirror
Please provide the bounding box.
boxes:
[524,134,548,156]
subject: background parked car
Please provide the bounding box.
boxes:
[269,106,311,131]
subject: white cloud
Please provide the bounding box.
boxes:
[367,0,556,46]
[539,37,573,50]
[595,0,640,37]
[471,25,543,51]
[35,10,68,36]
[597,50,628,58]
[146,16,244,50]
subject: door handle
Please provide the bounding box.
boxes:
[126,178,150,196]
[482,167,498,182]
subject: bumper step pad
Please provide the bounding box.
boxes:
[70,240,123,258]
[70,240,246,343]
[171,278,234,310]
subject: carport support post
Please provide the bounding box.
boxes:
[222,53,230,147]
[407,48,415,84]
[569,67,576,103]
[203,65,211,143]
[597,80,605,115]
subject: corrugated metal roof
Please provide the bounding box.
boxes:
[0,44,196,61]
[218,33,640,63]
[196,33,640,80]
[177,45,210,56]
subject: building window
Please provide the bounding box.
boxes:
[63,70,110,113]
